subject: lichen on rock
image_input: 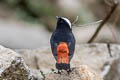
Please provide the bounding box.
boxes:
[0,45,34,80]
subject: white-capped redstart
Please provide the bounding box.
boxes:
[50,16,76,72]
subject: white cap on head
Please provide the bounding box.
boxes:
[61,17,72,28]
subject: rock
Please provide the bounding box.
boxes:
[109,44,120,59]
[72,43,111,75]
[45,65,102,80]
[15,48,55,73]
[104,44,120,80]
[16,44,115,76]
[104,58,120,80]
[30,69,44,80]
[15,43,120,79]
[0,45,34,80]
[2,43,120,80]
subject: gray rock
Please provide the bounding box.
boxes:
[104,44,120,80]
[0,45,34,80]
[16,44,116,77]
[30,69,44,80]
[45,65,102,80]
[104,58,120,80]
[15,48,55,74]
[15,43,120,80]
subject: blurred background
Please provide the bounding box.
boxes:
[0,0,120,49]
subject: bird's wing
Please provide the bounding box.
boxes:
[68,42,75,61]
[50,36,58,61]
[68,34,76,61]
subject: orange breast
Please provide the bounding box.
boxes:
[57,42,69,64]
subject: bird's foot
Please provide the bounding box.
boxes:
[67,68,72,74]
[58,70,61,74]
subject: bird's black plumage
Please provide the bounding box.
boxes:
[50,17,75,70]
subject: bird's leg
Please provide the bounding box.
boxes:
[58,70,61,74]
[67,68,72,74]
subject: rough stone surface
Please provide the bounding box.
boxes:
[104,44,120,80]
[15,48,55,74]
[3,43,120,80]
[30,69,43,80]
[14,43,120,80]
[0,45,34,80]
[72,43,111,75]
[16,43,117,77]
[45,65,102,80]
[104,58,120,80]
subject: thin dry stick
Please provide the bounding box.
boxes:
[77,20,102,27]
[88,0,119,43]
[72,16,79,25]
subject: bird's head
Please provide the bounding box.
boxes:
[56,16,72,31]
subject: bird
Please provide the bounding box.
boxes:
[50,16,76,73]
